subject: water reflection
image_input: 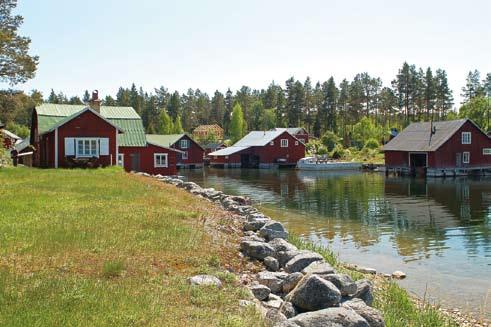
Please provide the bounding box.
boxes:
[182,168,491,316]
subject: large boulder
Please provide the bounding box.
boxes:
[289,307,369,327]
[265,309,288,325]
[322,274,357,296]
[286,274,341,311]
[342,298,385,327]
[244,214,270,231]
[284,252,324,273]
[257,271,289,294]
[276,250,305,268]
[352,279,374,306]
[263,293,284,310]
[240,240,274,260]
[280,301,297,319]
[269,238,298,254]
[282,272,304,293]
[301,261,335,275]
[250,284,271,301]
[259,221,289,241]
[264,256,280,272]
[188,275,222,288]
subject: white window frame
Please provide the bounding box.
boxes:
[270,141,274,146]
[117,153,124,167]
[463,151,470,164]
[182,151,188,160]
[295,141,299,146]
[180,139,189,149]
[154,153,168,168]
[462,132,471,144]
[281,139,288,147]
[483,148,491,155]
[75,138,99,158]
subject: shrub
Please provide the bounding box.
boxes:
[330,144,345,159]
[320,131,341,152]
[316,145,329,156]
[364,138,380,149]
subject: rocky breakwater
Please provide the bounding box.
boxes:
[151,174,386,327]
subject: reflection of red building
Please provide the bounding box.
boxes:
[30,91,180,175]
[384,119,491,177]
[209,130,305,168]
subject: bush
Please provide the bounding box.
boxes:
[316,145,329,156]
[364,138,380,149]
[330,144,345,159]
[320,131,341,152]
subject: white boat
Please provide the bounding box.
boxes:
[297,157,362,171]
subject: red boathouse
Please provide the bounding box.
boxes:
[30,91,180,175]
[146,134,204,168]
[273,127,309,144]
[209,130,305,168]
[383,119,491,177]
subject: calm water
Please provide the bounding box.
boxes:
[181,168,491,318]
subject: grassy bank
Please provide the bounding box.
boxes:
[0,167,262,326]
[288,236,458,327]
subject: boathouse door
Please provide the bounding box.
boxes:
[456,153,462,167]
[130,153,140,171]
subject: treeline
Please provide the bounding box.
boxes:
[2,62,491,143]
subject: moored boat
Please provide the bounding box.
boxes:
[297,156,362,170]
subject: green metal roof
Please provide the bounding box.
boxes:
[146,134,185,148]
[36,103,147,147]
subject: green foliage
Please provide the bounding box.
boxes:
[102,260,125,278]
[459,96,491,131]
[157,110,174,134]
[364,138,380,149]
[320,131,341,152]
[6,121,29,138]
[173,115,184,134]
[229,103,246,143]
[351,117,383,149]
[330,144,345,159]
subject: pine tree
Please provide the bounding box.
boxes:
[230,103,246,143]
[338,79,350,136]
[210,90,225,124]
[424,67,436,120]
[322,77,338,132]
[483,73,491,97]
[167,91,181,121]
[435,69,453,120]
[461,70,483,103]
[48,89,58,103]
[104,95,116,106]
[173,115,184,133]
[68,96,83,105]
[82,90,90,103]
[251,100,264,130]
[223,88,233,134]
[263,82,278,109]
[304,77,313,132]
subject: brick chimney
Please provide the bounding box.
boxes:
[89,90,101,112]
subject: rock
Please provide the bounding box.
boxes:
[229,195,251,205]
[250,284,271,301]
[181,181,199,190]
[322,274,357,296]
[289,307,369,327]
[240,240,274,260]
[264,293,284,309]
[352,279,374,306]
[286,274,341,311]
[347,264,377,275]
[244,217,270,231]
[280,301,297,319]
[264,256,280,271]
[265,309,288,324]
[282,272,304,293]
[276,250,304,268]
[241,234,266,242]
[259,221,289,241]
[268,238,298,253]
[301,261,335,275]
[239,299,256,307]
[391,270,406,279]
[284,251,324,273]
[342,298,385,327]
[188,275,222,288]
[274,322,300,327]
[257,271,288,294]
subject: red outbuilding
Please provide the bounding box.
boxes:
[146,134,204,168]
[383,119,491,177]
[30,91,180,175]
[209,130,305,168]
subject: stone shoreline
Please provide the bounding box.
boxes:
[138,172,487,327]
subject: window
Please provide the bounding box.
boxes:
[281,139,288,147]
[182,151,188,160]
[117,154,124,167]
[483,148,491,155]
[270,141,274,146]
[462,132,471,144]
[299,138,305,144]
[180,139,189,149]
[295,141,299,146]
[76,138,98,157]
[463,152,470,164]
[154,153,168,167]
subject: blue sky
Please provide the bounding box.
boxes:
[11,0,491,105]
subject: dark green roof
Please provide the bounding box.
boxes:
[36,103,146,147]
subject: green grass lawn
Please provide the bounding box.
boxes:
[0,167,262,327]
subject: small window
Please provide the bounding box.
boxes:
[154,153,168,167]
[117,153,124,167]
[484,148,491,155]
[463,152,470,164]
[76,138,98,158]
[462,132,471,144]
[182,151,188,160]
[295,141,299,146]
[281,139,288,147]
[270,141,274,146]
[299,138,305,144]
[180,139,189,149]
[225,155,229,159]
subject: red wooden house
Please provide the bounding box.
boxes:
[209,130,305,168]
[146,134,204,168]
[1,128,22,150]
[383,119,491,177]
[30,91,180,175]
[273,127,309,144]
